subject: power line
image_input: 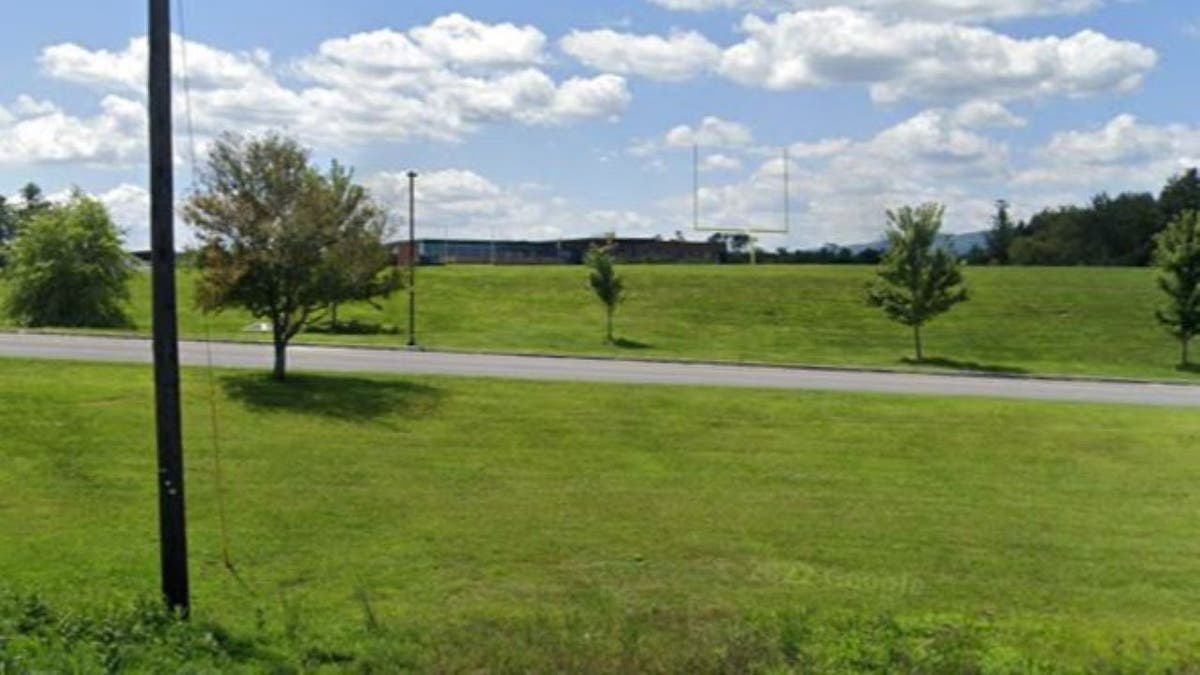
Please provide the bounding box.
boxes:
[175,0,245,590]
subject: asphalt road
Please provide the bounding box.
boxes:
[1,332,1198,408]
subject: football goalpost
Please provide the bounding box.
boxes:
[691,144,792,264]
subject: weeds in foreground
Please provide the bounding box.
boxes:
[4,591,1200,673]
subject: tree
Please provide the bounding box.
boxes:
[184,132,397,380]
[0,196,15,264]
[868,204,969,361]
[585,241,624,344]
[729,233,752,255]
[2,192,132,327]
[1153,210,1200,367]
[985,199,1016,264]
[1160,168,1200,224]
[1089,192,1163,266]
[1009,193,1163,266]
[0,183,50,265]
[319,164,402,330]
[17,183,50,221]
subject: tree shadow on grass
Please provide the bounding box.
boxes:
[305,320,400,336]
[901,356,1029,376]
[1176,363,1200,375]
[613,337,654,350]
[221,372,442,423]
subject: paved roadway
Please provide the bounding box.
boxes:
[1,333,1198,408]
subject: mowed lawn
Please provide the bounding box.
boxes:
[3,264,1189,382]
[3,357,1200,669]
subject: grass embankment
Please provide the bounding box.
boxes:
[3,358,1200,670]
[3,265,1189,382]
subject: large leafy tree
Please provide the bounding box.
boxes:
[868,204,969,361]
[585,241,625,344]
[1153,210,1200,367]
[3,192,132,327]
[1009,192,1163,266]
[184,132,397,380]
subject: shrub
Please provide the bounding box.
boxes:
[2,193,132,328]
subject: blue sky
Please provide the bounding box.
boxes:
[1,0,1198,249]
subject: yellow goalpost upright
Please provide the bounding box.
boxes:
[691,144,792,264]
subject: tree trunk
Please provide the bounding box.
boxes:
[273,338,288,381]
[1184,338,1191,368]
[330,303,339,331]
[606,306,614,344]
[913,324,923,362]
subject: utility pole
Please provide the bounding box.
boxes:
[407,171,418,349]
[148,0,189,616]
[692,143,699,231]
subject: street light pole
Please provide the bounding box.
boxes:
[407,171,418,349]
[148,0,190,617]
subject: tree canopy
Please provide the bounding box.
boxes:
[1153,210,1200,367]
[1009,192,1163,267]
[184,132,399,380]
[868,204,968,361]
[985,200,1016,265]
[585,241,625,344]
[1160,168,1200,224]
[0,197,15,263]
[2,192,132,328]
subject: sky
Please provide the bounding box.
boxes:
[1,0,1198,250]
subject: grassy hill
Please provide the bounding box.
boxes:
[2,264,1193,381]
[3,358,1200,670]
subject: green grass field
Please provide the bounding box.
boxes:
[4,264,1190,383]
[4,357,1200,670]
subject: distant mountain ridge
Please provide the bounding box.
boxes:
[842,230,988,256]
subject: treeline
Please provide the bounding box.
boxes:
[991,168,1200,267]
[717,168,1200,267]
[707,233,883,265]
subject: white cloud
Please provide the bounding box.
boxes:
[950,100,1027,129]
[98,184,152,248]
[665,116,754,148]
[717,9,1156,103]
[543,75,632,123]
[1016,114,1200,189]
[9,14,632,167]
[674,105,1013,246]
[369,168,662,241]
[676,109,1200,248]
[700,153,744,171]
[408,13,548,68]
[1042,114,1200,166]
[560,29,722,81]
[377,113,1200,250]
[626,116,755,166]
[0,95,146,167]
[788,138,852,158]
[567,10,1155,104]
[40,36,274,94]
[645,0,1102,23]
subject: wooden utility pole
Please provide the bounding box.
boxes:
[149,0,190,616]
